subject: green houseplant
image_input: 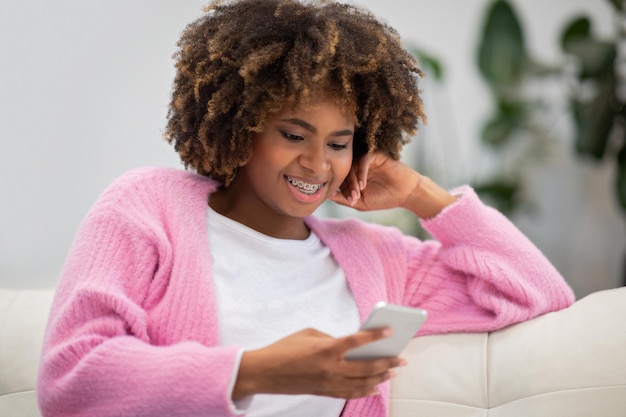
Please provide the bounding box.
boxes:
[560,0,626,210]
[474,0,559,215]
[476,0,626,285]
[476,0,626,216]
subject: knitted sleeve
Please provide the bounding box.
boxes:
[401,186,575,335]
[37,173,243,417]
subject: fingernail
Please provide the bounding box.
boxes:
[359,180,365,190]
[350,190,359,206]
[398,358,408,367]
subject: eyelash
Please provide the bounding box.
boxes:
[281,131,349,151]
[282,132,303,141]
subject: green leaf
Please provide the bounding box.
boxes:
[525,59,562,77]
[566,39,616,80]
[481,100,526,146]
[478,0,527,87]
[608,0,623,11]
[560,16,591,52]
[617,141,626,211]
[473,180,520,215]
[497,99,526,118]
[482,116,516,146]
[560,16,617,80]
[573,75,617,160]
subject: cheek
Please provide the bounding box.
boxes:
[249,140,289,173]
[333,153,353,183]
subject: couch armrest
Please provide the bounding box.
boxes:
[0,288,55,417]
[391,287,626,417]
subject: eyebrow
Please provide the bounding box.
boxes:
[280,118,354,137]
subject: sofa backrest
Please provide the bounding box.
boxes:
[391,287,626,417]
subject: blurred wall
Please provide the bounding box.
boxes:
[0,0,621,298]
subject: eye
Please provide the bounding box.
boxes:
[281,131,304,141]
[329,143,350,151]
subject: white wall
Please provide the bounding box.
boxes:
[1,0,621,297]
[0,0,206,287]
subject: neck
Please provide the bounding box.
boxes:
[208,187,310,240]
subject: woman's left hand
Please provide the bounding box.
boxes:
[329,151,457,219]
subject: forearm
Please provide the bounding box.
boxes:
[39,336,241,417]
[231,328,403,401]
[406,186,574,333]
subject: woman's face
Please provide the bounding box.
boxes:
[217,97,355,238]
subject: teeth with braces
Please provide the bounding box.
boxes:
[287,177,322,194]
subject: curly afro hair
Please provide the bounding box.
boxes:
[165,0,426,185]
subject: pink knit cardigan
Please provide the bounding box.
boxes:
[37,167,574,417]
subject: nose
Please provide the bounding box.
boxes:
[299,143,330,173]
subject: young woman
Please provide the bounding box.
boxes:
[37,1,575,416]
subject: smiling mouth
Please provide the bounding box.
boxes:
[286,176,324,195]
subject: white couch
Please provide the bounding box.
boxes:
[1,286,625,417]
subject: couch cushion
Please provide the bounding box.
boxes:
[488,286,626,416]
[391,287,626,417]
[0,288,55,417]
[390,333,490,417]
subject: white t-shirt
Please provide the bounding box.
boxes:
[207,206,361,417]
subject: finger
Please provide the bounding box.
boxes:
[299,327,333,338]
[319,369,396,399]
[330,179,358,207]
[337,327,392,352]
[317,386,381,399]
[355,154,370,190]
[341,167,360,206]
[344,368,397,387]
[328,190,350,206]
[340,356,406,379]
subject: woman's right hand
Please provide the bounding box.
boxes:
[232,327,406,400]
[330,151,456,219]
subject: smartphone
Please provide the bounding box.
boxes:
[344,302,427,360]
